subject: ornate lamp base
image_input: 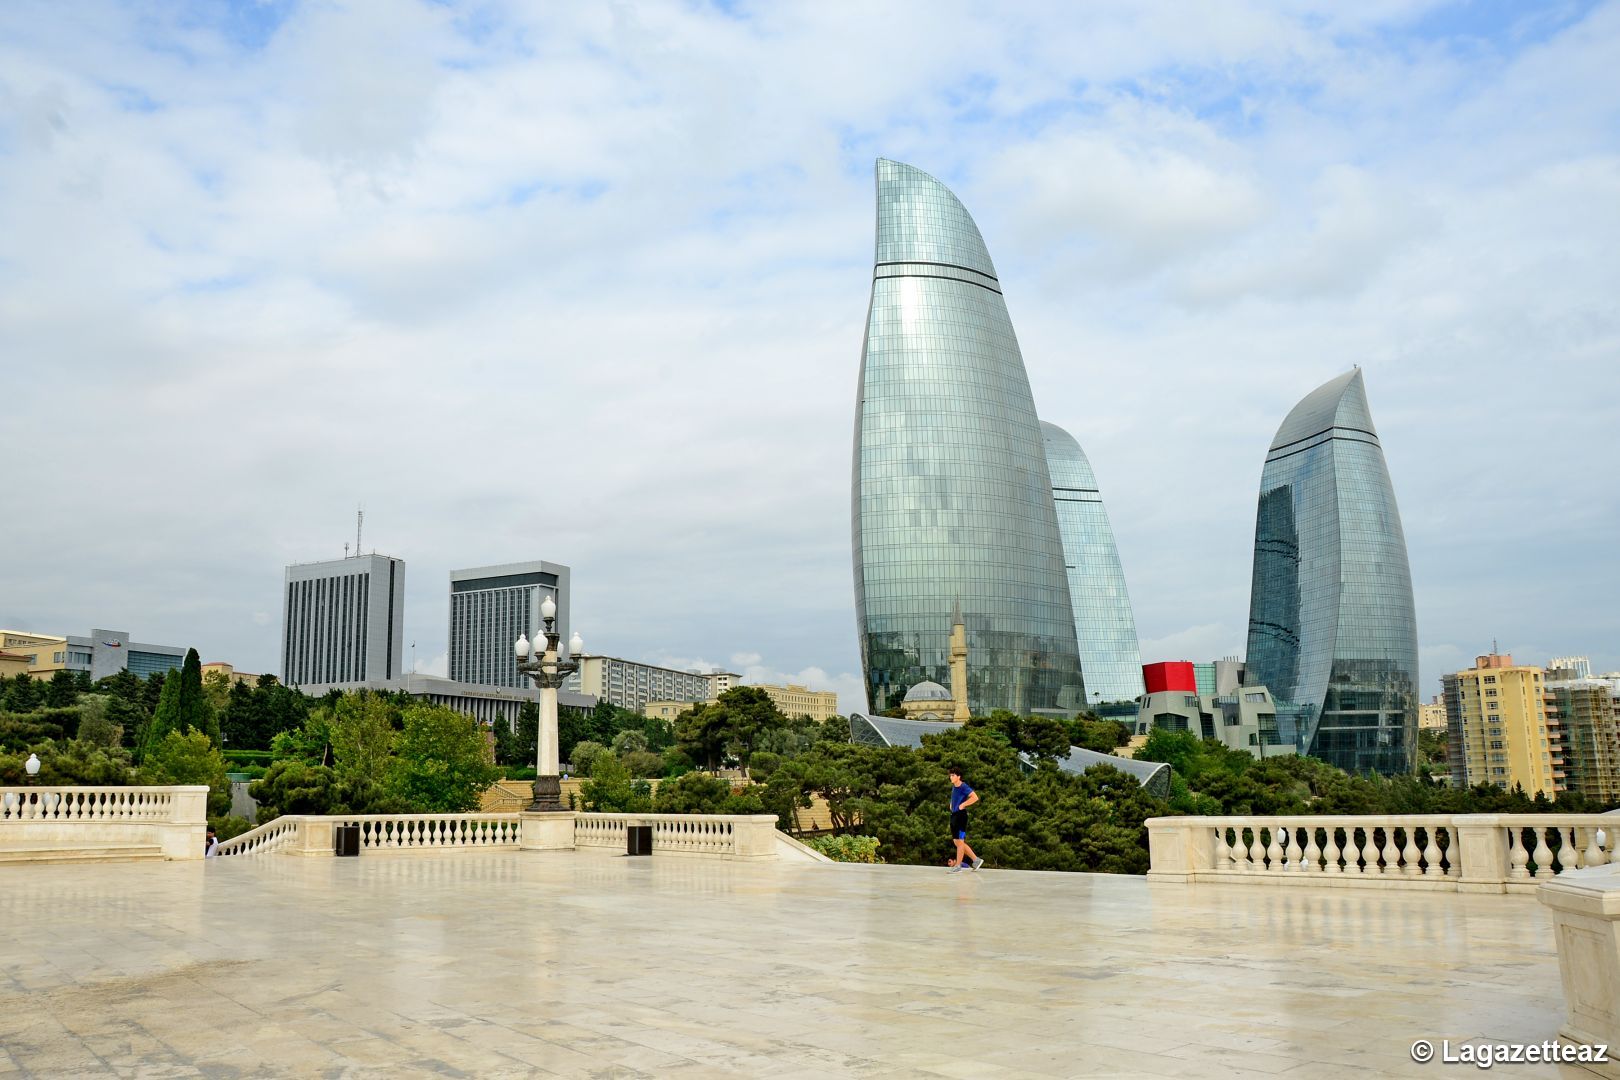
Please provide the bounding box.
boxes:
[528,773,563,812]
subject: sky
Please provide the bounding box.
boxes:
[2,0,1617,714]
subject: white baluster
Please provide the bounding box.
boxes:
[1282,825,1302,871]
[1380,829,1400,877]
[1213,826,1231,870]
[1532,828,1554,880]
[1508,827,1530,880]
[1303,827,1321,872]
[1246,827,1264,871]
[1320,828,1340,873]
[1401,828,1422,877]
[1357,829,1378,875]
[1583,827,1608,867]
[1556,827,1577,874]
[1421,828,1441,877]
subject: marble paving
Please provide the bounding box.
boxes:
[0,851,1592,1078]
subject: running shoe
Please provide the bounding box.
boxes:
[971,857,984,870]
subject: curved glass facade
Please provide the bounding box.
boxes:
[1244,369,1419,775]
[852,159,1085,716]
[1041,422,1144,706]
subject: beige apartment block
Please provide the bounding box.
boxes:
[1443,652,1565,798]
[643,700,700,722]
[200,661,261,687]
[0,650,34,677]
[1418,695,1447,729]
[752,683,839,722]
[0,630,68,676]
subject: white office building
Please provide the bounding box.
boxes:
[448,560,570,690]
[281,554,405,690]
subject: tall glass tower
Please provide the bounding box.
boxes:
[1244,368,1419,775]
[1040,422,1144,706]
[852,159,1085,716]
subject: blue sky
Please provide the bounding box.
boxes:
[1,1,1616,710]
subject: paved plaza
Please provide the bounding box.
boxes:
[0,851,1589,1078]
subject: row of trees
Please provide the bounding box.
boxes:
[248,692,499,820]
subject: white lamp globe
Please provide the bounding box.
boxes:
[514,634,530,660]
[568,632,584,657]
[541,594,557,621]
[24,753,41,776]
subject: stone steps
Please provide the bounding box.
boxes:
[0,846,167,865]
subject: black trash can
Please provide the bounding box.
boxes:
[626,825,653,857]
[334,824,361,857]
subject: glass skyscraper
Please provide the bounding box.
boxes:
[852,159,1085,716]
[1041,422,1144,705]
[1244,368,1419,775]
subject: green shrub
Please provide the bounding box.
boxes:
[209,815,254,841]
[223,749,273,766]
[806,835,881,863]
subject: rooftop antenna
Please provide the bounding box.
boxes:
[343,542,350,559]
[356,507,364,557]
[1493,637,1500,656]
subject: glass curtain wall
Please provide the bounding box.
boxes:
[1040,422,1144,706]
[852,159,1085,716]
[1244,368,1419,775]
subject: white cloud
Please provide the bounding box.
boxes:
[0,0,1615,706]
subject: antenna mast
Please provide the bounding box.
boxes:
[356,507,364,557]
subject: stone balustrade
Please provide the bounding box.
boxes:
[0,785,210,860]
[574,813,780,860]
[216,811,780,860]
[1149,814,1614,893]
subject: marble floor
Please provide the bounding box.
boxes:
[0,851,1591,1078]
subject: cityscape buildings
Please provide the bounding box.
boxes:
[1134,660,1295,760]
[851,158,1085,717]
[566,655,734,713]
[1243,368,1420,775]
[1443,651,1564,798]
[1040,422,1144,706]
[1545,672,1620,802]
[643,682,841,724]
[448,560,570,689]
[0,629,185,680]
[281,554,406,691]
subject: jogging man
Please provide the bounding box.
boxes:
[947,768,983,872]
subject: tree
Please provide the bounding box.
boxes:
[75,696,123,748]
[325,694,399,813]
[674,687,789,768]
[45,670,81,708]
[495,702,538,767]
[138,673,183,762]
[579,752,651,812]
[570,740,608,777]
[388,703,499,813]
[140,730,231,818]
[250,760,337,822]
[174,649,220,746]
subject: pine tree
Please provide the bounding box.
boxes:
[173,649,220,745]
[139,673,182,763]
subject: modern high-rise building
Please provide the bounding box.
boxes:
[1040,422,1144,705]
[281,554,405,690]
[1443,652,1564,798]
[851,158,1085,716]
[448,560,570,689]
[1545,675,1620,802]
[1243,368,1419,774]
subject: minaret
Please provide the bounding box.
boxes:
[949,608,970,722]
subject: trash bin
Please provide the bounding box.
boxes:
[334,824,361,857]
[626,825,653,857]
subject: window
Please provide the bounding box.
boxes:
[1244,692,1266,702]
[1484,675,1496,684]
[1485,689,1497,698]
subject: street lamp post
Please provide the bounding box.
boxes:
[514,594,585,813]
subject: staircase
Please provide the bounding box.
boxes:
[0,845,166,865]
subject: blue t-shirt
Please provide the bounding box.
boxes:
[950,783,974,812]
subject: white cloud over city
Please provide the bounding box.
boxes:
[1,1,1616,713]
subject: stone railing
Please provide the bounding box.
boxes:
[574,813,779,860]
[214,811,780,860]
[1148,814,1614,893]
[0,785,209,860]
[212,815,303,857]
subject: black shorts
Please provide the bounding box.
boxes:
[950,810,968,839]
